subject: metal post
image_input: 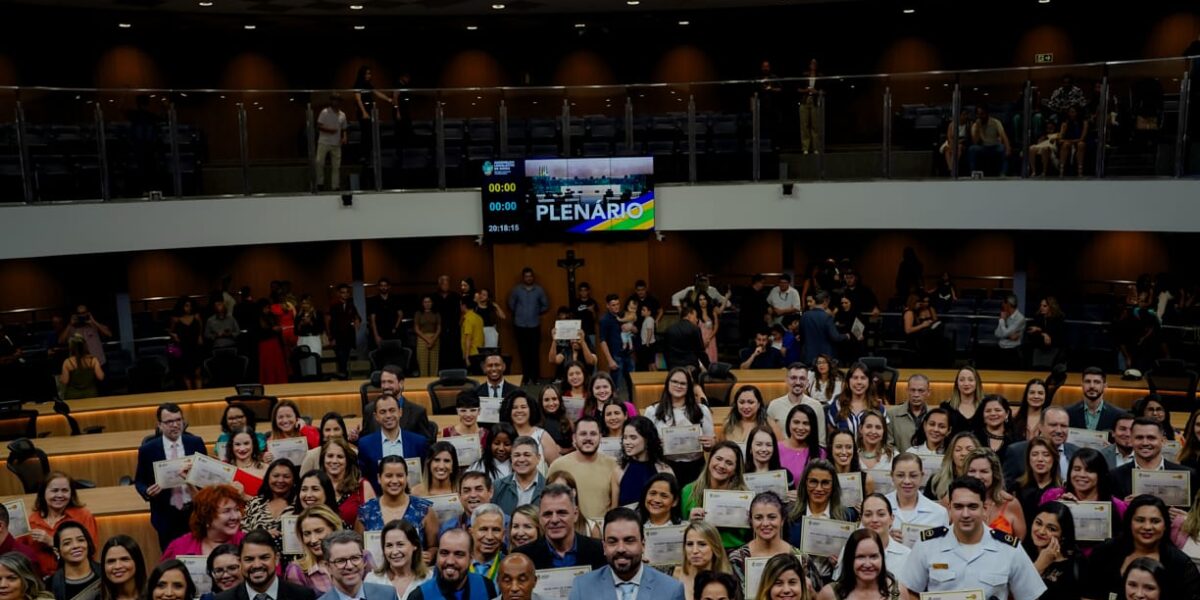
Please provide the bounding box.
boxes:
[93,102,110,201]
[1175,72,1191,178]
[15,101,33,203]
[950,84,962,179]
[236,102,250,196]
[167,103,182,197]
[435,100,446,190]
[561,98,571,157]
[881,86,892,178]
[115,292,134,358]
[305,102,316,194]
[1020,80,1033,178]
[687,94,697,183]
[817,91,827,180]
[624,95,634,150]
[751,92,761,181]
[499,99,509,157]
[1094,76,1109,178]
[371,102,382,191]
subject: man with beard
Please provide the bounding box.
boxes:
[215,529,316,600]
[567,507,685,600]
[1112,417,1197,500]
[410,529,496,600]
[766,363,826,448]
[496,554,549,600]
[545,418,617,520]
[319,530,395,600]
[361,364,436,439]
[1065,366,1128,431]
[468,504,506,582]
[513,484,606,570]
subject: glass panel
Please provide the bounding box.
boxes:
[21,89,107,201]
[240,90,310,195]
[0,89,23,201]
[1104,59,1190,177]
[690,81,758,182]
[1026,64,1105,178]
[886,72,957,179]
[170,91,242,197]
[503,88,567,163]
[629,84,689,183]
[565,85,625,160]
[377,89,439,190]
[956,68,1032,178]
[814,75,884,180]
[441,88,503,188]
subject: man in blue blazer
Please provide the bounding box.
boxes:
[358,393,429,494]
[318,530,399,600]
[1003,406,1077,483]
[133,403,208,549]
[567,507,686,600]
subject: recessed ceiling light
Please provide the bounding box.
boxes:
[1038,0,1050,3]
[575,23,586,28]
[198,1,213,5]
[244,24,256,29]
[466,25,478,30]
[678,20,689,25]
[902,7,915,13]
[491,3,505,8]
[354,25,365,30]
[349,4,363,9]
[118,22,131,28]
[626,0,640,5]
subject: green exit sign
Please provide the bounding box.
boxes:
[1035,53,1054,64]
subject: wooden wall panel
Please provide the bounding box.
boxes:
[362,237,494,298]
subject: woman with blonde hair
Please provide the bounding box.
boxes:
[940,366,982,434]
[924,431,979,501]
[960,447,1026,538]
[284,504,344,593]
[681,441,750,549]
[753,553,813,600]
[507,504,543,549]
[672,520,732,600]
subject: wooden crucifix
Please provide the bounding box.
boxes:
[556,249,585,299]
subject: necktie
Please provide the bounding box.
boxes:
[492,385,500,398]
[169,442,186,510]
[618,582,636,600]
[254,593,269,600]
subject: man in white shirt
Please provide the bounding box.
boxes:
[994,295,1026,362]
[766,274,803,325]
[767,363,826,447]
[669,275,728,311]
[315,94,348,191]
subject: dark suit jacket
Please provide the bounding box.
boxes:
[1111,459,1198,499]
[513,534,608,570]
[661,320,710,371]
[1002,440,1078,484]
[800,308,846,365]
[134,432,208,533]
[357,430,430,494]
[1065,401,1130,432]
[475,380,520,400]
[362,395,437,440]
[214,580,318,600]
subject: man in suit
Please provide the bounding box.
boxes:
[215,529,316,600]
[497,553,551,600]
[319,530,398,600]
[1065,366,1129,431]
[358,394,429,494]
[513,484,607,570]
[134,402,209,549]
[567,507,686,600]
[493,436,546,514]
[476,354,520,400]
[660,306,710,372]
[1101,413,1136,469]
[362,365,437,439]
[800,291,848,365]
[1003,405,1077,483]
[410,529,497,600]
[1112,417,1198,499]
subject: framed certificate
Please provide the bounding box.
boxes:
[919,590,985,600]
[554,320,581,341]
[900,523,931,548]
[662,425,703,456]
[186,454,236,488]
[743,556,770,597]
[443,435,482,466]
[153,457,192,489]
[479,398,502,424]
[703,489,753,528]
[598,437,623,460]
[534,566,592,600]
[745,470,789,497]
[281,516,302,555]
[1066,501,1111,541]
[919,454,943,485]
[643,524,686,565]
[1132,468,1192,506]
[268,437,310,469]
[364,531,382,563]
[427,494,464,524]
[405,458,423,487]
[1067,428,1110,451]
[866,466,894,496]
[1,500,29,537]
[177,555,212,596]
[838,472,863,507]
[563,396,585,421]
[799,516,854,558]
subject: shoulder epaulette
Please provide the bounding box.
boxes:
[920,526,948,541]
[991,528,1020,547]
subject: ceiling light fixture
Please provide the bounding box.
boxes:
[118,22,131,28]
[354,25,366,30]
[678,20,689,25]
[198,1,213,5]
[244,24,256,29]
[1038,0,1050,3]
[492,3,505,8]
[902,7,915,13]
[575,23,586,28]
[466,25,478,30]
[626,0,640,5]
[349,4,363,9]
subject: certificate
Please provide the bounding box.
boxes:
[1132,468,1192,506]
[268,437,310,468]
[866,466,894,495]
[443,434,482,466]
[1166,440,1183,462]
[563,396,585,421]
[919,590,985,600]
[427,493,463,524]
[280,516,302,555]
[534,566,591,600]
[479,398,502,424]
[643,524,686,565]
[186,454,236,488]
[920,454,943,485]
[364,531,382,564]
[839,472,863,507]
[406,458,423,487]
[212,441,226,460]
[662,425,703,456]
[598,437,623,460]
[800,516,854,558]
[743,556,770,597]
[554,320,581,341]
[745,470,789,497]
[703,489,753,528]
[177,555,212,596]
[1067,428,1110,451]
[1066,501,1112,541]
[2,500,29,537]
[153,457,192,489]
[900,523,931,548]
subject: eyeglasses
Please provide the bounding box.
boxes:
[806,479,833,488]
[330,555,364,569]
[210,566,240,576]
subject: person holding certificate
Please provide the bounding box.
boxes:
[829,429,874,510]
[1083,495,1200,600]
[785,460,857,585]
[358,395,432,496]
[1111,417,1198,503]
[778,404,826,484]
[744,426,798,503]
[924,431,980,501]
[636,473,682,528]
[242,459,298,550]
[413,443,459,498]
[672,521,732,600]
[846,494,911,580]
[284,505,344,593]
[135,403,210,549]
[268,400,321,450]
[816,529,902,600]
[722,386,771,445]
[681,442,751,550]
[224,428,267,497]
[728,492,804,589]
[363,520,432,600]
[616,417,674,506]
[1039,448,1127,555]
[441,391,486,449]
[1020,502,1085,600]
[161,485,247,560]
[356,456,439,552]
[882,453,948,543]
[500,391,561,464]
[649,368,716,486]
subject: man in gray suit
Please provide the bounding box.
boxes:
[318,531,398,600]
[1003,405,1078,483]
[566,507,686,600]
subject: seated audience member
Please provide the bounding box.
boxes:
[967,105,1011,175]
[47,521,100,600]
[1057,105,1089,178]
[1028,120,1061,177]
[202,544,241,600]
[318,530,398,600]
[566,507,686,600]
[512,484,607,570]
[409,528,497,600]
[100,535,147,600]
[1111,417,1197,499]
[60,334,104,399]
[493,437,546,515]
[285,504,345,593]
[357,456,438,546]
[27,472,99,577]
[135,403,209,549]
[161,484,247,560]
[467,504,505,582]
[739,329,785,370]
[941,108,970,173]
[213,529,316,600]
[1084,495,1200,600]
[1039,448,1127,556]
[1045,74,1087,114]
[766,274,803,326]
[365,520,432,600]
[1022,501,1086,600]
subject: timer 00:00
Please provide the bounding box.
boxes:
[487,201,518,212]
[486,182,518,193]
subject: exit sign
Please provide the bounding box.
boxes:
[1035,53,1054,64]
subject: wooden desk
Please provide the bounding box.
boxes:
[0,486,158,562]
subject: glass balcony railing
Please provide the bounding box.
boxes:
[0,56,1195,203]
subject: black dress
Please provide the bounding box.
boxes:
[1084,541,1200,600]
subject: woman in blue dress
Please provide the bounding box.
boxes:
[356,455,441,561]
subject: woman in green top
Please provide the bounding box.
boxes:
[681,440,749,549]
[60,335,104,400]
